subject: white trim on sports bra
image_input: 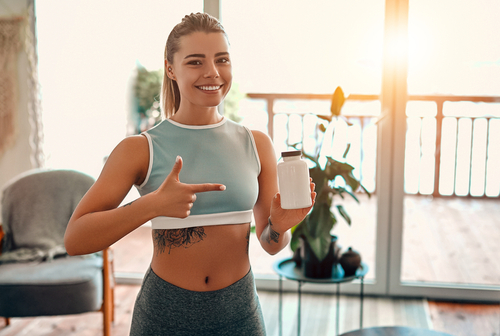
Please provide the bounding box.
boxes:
[151,209,253,230]
[166,117,227,130]
[137,133,154,190]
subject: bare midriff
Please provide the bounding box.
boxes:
[150,223,252,292]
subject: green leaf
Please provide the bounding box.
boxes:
[306,207,321,238]
[325,158,355,181]
[330,86,345,117]
[342,187,360,203]
[302,151,320,167]
[328,158,355,172]
[335,188,346,199]
[306,234,333,262]
[324,162,339,181]
[309,166,327,191]
[360,184,371,198]
[342,173,360,192]
[290,221,305,252]
[307,203,335,239]
[299,203,337,261]
[336,205,351,225]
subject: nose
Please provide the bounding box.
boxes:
[204,62,219,79]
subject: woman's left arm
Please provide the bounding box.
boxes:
[251,130,316,255]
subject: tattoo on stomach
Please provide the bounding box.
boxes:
[153,227,206,255]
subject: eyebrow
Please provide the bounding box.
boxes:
[184,52,229,59]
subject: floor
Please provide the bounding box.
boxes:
[1,287,498,336]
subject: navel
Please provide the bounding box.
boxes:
[205,276,209,284]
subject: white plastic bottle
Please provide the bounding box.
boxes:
[277,150,312,209]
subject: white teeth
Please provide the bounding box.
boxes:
[198,85,221,91]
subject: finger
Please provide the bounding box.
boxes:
[189,183,226,193]
[272,192,281,208]
[167,156,183,182]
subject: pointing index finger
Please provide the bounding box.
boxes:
[189,183,226,193]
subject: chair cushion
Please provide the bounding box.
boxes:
[1,169,95,253]
[0,256,103,317]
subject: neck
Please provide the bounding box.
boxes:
[170,106,223,126]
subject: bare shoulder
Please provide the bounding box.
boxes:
[114,134,149,154]
[250,130,277,174]
[103,135,150,186]
[250,130,274,153]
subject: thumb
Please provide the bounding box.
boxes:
[167,156,183,182]
[272,192,281,209]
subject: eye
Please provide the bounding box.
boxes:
[217,57,230,64]
[187,60,202,65]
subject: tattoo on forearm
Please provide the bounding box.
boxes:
[153,227,206,255]
[268,227,280,244]
[265,219,280,244]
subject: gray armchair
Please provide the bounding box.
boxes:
[0,169,114,335]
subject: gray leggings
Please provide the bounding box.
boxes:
[130,267,266,336]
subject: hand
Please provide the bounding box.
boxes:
[269,178,316,234]
[152,156,226,218]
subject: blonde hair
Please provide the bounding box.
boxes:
[161,13,227,119]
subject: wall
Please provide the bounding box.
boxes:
[0,1,36,201]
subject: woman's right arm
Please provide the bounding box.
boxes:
[64,135,153,256]
[64,135,225,256]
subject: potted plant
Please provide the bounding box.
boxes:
[290,86,370,278]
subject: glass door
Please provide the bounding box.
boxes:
[388,0,500,301]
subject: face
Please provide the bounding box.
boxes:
[168,32,232,111]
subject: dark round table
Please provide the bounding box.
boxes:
[339,326,454,336]
[273,258,369,336]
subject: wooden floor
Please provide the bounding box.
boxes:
[1,287,498,336]
[402,195,500,285]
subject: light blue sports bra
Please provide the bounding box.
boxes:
[136,117,261,230]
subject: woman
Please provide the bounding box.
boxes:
[65,12,315,335]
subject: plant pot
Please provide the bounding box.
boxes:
[299,235,339,278]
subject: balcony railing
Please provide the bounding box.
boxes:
[246,93,500,198]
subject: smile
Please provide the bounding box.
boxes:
[196,85,222,91]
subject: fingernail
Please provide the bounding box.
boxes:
[220,185,226,191]
[176,155,180,163]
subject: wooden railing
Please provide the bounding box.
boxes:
[246,93,500,198]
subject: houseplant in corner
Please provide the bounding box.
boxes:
[290,86,370,278]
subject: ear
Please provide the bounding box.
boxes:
[165,60,176,80]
